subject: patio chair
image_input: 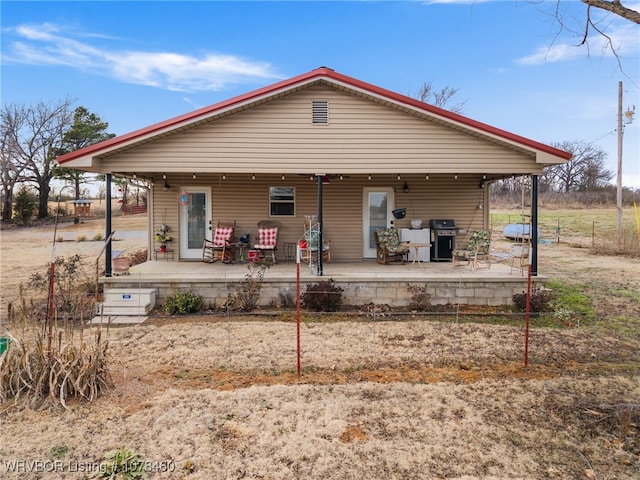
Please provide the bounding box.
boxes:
[202,221,236,264]
[452,230,492,270]
[509,242,530,275]
[300,223,331,264]
[254,220,279,264]
[374,227,409,265]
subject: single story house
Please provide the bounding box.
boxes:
[57,67,571,309]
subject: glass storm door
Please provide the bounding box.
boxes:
[362,187,395,258]
[179,186,211,259]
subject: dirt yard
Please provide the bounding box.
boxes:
[1,212,639,479]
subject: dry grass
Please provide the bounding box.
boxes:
[0,319,638,478]
[0,320,112,409]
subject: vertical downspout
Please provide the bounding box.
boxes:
[105,174,112,277]
[531,174,538,276]
[317,175,323,276]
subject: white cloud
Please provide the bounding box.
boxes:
[516,22,640,66]
[2,22,283,92]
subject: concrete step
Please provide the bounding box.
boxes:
[97,288,157,317]
[96,303,154,316]
[103,288,156,305]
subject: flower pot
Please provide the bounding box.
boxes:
[160,246,167,252]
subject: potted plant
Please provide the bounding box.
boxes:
[156,224,172,251]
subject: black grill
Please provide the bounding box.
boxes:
[430,219,457,261]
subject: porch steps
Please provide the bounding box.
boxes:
[95,288,157,317]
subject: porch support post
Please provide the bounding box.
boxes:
[105,173,112,277]
[531,174,538,276]
[316,175,324,276]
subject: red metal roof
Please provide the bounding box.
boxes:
[57,67,572,164]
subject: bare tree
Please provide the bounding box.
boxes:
[410,82,467,113]
[581,0,640,24]
[2,99,74,219]
[540,0,639,72]
[545,140,612,192]
[0,109,27,221]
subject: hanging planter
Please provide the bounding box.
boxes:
[392,208,406,219]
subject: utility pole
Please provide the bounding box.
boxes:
[617,81,623,250]
[617,81,637,251]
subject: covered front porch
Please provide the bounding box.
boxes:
[101,257,538,309]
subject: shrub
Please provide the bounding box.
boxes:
[76,234,87,242]
[13,186,37,225]
[163,291,203,315]
[27,254,95,322]
[407,284,431,311]
[302,279,343,312]
[128,249,148,266]
[226,261,270,312]
[92,232,104,241]
[512,286,553,313]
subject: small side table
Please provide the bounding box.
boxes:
[154,248,174,261]
[231,243,248,263]
[402,243,429,268]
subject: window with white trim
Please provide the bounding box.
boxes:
[269,186,295,216]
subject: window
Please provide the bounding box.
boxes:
[269,186,295,216]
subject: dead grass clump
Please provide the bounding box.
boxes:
[127,248,148,266]
[593,227,640,258]
[0,320,112,410]
[543,385,640,458]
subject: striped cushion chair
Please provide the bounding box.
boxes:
[202,222,236,263]
[254,221,279,264]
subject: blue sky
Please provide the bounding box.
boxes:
[2,0,639,187]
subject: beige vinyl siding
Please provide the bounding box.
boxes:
[152,173,489,261]
[103,85,541,176]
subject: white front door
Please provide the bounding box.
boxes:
[362,187,395,258]
[179,186,211,259]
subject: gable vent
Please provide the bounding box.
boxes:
[312,100,329,124]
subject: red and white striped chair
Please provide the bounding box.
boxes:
[254,220,279,264]
[202,221,236,263]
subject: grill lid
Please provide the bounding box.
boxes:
[430,219,456,229]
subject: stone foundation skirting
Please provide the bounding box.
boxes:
[102,276,541,310]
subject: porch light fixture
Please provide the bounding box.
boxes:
[133,173,137,179]
[282,174,285,180]
[454,173,458,180]
[397,174,401,181]
[252,174,256,180]
[192,173,196,179]
[163,179,171,191]
[339,174,344,180]
[425,174,429,180]
[403,181,409,193]
[222,174,226,180]
[368,174,372,180]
